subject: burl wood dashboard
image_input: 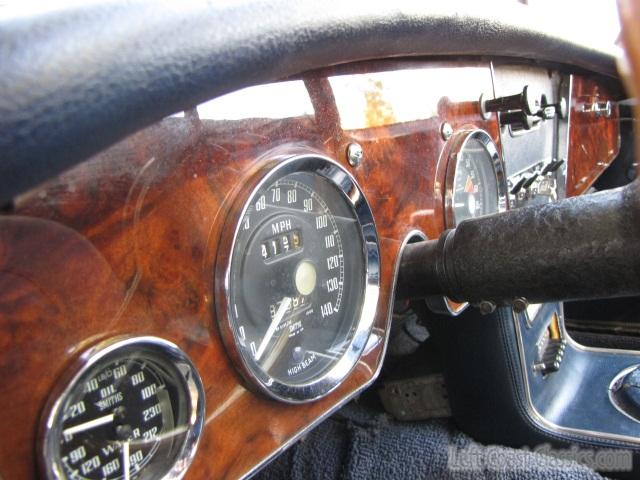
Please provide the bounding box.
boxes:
[0,60,621,479]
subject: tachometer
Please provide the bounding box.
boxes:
[40,337,204,480]
[445,129,507,228]
[216,155,380,403]
[429,129,508,316]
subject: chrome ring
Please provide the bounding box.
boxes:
[39,336,205,480]
[444,128,508,229]
[216,154,380,403]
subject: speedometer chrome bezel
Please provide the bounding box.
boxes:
[39,336,205,480]
[215,154,380,404]
[443,128,508,229]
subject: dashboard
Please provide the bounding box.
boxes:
[0,57,623,479]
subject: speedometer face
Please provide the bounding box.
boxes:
[446,130,507,227]
[217,155,380,402]
[40,337,204,480]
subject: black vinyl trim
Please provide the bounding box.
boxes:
[432,307,640,478]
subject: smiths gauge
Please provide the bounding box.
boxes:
[216,155,380,403]
[40,337,204,480]
[429,129,508,316]
[444,129,508,227]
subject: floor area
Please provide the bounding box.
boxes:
[256,401,605,480]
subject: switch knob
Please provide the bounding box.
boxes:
[481,85,542,117]
[498,110,539,130]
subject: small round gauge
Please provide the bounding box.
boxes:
[40,337,204,480]
[216,155,380,403]
[445,129,507,228]
[431,129,507,317]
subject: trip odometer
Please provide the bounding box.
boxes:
[216,155,380,403]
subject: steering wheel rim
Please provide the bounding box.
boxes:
[0,0,619,205]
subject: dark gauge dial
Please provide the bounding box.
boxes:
[445,129,507,228]
[217,155,380,403]
[40,337,205,480]
[434,129,508,318]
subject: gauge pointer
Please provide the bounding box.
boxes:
[122,441,131,480]
[255,297,292,361]
[63,413,114,436]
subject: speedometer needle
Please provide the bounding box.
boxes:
[255,297,291,361]
[63,413,114,436]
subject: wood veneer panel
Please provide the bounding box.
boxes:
[566,76,621,196]
[0,61,498,479]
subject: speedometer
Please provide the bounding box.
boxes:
[216,155,380,403]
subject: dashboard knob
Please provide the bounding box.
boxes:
[498,110,539,130]
[481,85,542,117]
[540,97,567,120]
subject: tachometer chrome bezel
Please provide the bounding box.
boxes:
[215,154,380,404]
[436,129,508,316]
[39,336,205,480]
[443,128,508,229]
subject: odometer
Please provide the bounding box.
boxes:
[216,155,380,402]
[40,337,204,480]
